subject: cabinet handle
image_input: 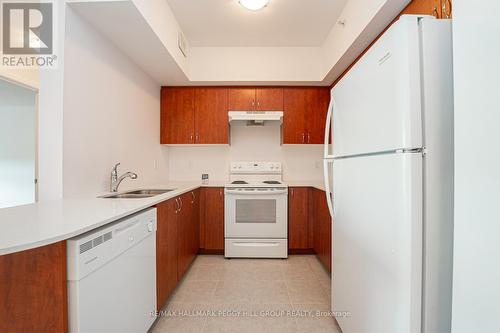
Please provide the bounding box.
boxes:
[174,198,180,213]
[301,133,305,143]
[219,188,222,196]
[191,191,195,204]
[307,132,311,143]
[190,134,194,143]
[195,134,199,142]
[257,101,260,107]
[179,197,183,211]
[291,188,294,196]
[251,101,255,107]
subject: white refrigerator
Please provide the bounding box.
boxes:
[323,15,454,333]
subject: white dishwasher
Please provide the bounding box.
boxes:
[67,208,157,333]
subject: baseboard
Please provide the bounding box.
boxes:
[198,249,224,255]
[288,248,316,255]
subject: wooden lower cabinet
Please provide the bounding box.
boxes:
[157,191,201,310]
[288,187,311,250]
[288,187,332,272]
[156,199,178,311]
[200,187,225,251]
[177,191,200,280]
[312,188,332,272]
[0,242,68,333]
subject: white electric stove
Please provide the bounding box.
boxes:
[224,162,288,258]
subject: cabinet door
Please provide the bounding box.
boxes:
[313,189,332,272]
[288,187,310,250]
[191,189,201,256]
[402,0,443,18]
[200,187,225,251]
[156,199,178,310]
[283,88,308,144]
[256,88,283,111]
[178,193,194,280]
[0,242,68,333]
[194,88,229,144]
[228,88,256,110]
[161,87,195,144]
[306,88,330,144]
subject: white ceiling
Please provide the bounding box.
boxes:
[166,0,348,47]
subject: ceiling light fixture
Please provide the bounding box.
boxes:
[239,0,269,11]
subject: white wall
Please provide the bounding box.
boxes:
[62,8,169,197]
[189,47,324,84]
[38,1,65,201]
[0,80,36,208]
[451,1,500,332]
[168,126,323,183]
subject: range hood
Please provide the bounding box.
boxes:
[228,111,283,126]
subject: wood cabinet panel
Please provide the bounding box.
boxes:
[161,87,195,144]
[283,88,308,144]
[402,0,443,18]
[283,88,329,144]
[191,189,201,257]
[312,188,332,272]
[195,88,229,144]
[156,199,178,310]
[255,88,283,111]
[288,187,310,250]
[200,187,225,251]
[0,242,68,333]
[228,88,255,110]
[306,88,330,144]
[177,191,200,280]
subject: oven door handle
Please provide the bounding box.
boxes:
[225,189,288,195]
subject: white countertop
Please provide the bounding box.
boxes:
[286,181,326,191]
[0,182,204,256]
[0,180,324,256]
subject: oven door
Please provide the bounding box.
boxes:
[225,188,288,238]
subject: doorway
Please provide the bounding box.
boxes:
[0,78,38,208]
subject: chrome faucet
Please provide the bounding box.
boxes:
[110,163,138,192]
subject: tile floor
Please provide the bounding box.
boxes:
[150,255,341,333]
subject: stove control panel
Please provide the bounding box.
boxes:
[230,162,282,174]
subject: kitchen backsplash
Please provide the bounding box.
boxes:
[168,126,323,182]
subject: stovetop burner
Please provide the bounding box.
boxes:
[231,181,249,184]
[263,180,282,184]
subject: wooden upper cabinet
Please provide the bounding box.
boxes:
[255,88,283,110]
[228,88,256,110]
[194,88,229,144]
[401,0,450,18]
[283,88,308,144]
[161,87,195,144]
[283,87,330,144]
[229,87,284,111]
[306,88,330,144]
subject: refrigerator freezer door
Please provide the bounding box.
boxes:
[332,16,423,158]
[332,152,423,333]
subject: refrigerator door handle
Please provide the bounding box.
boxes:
[324,97,335,159]
[323,159,334,219]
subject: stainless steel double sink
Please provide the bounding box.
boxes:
[101,189,175,199]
